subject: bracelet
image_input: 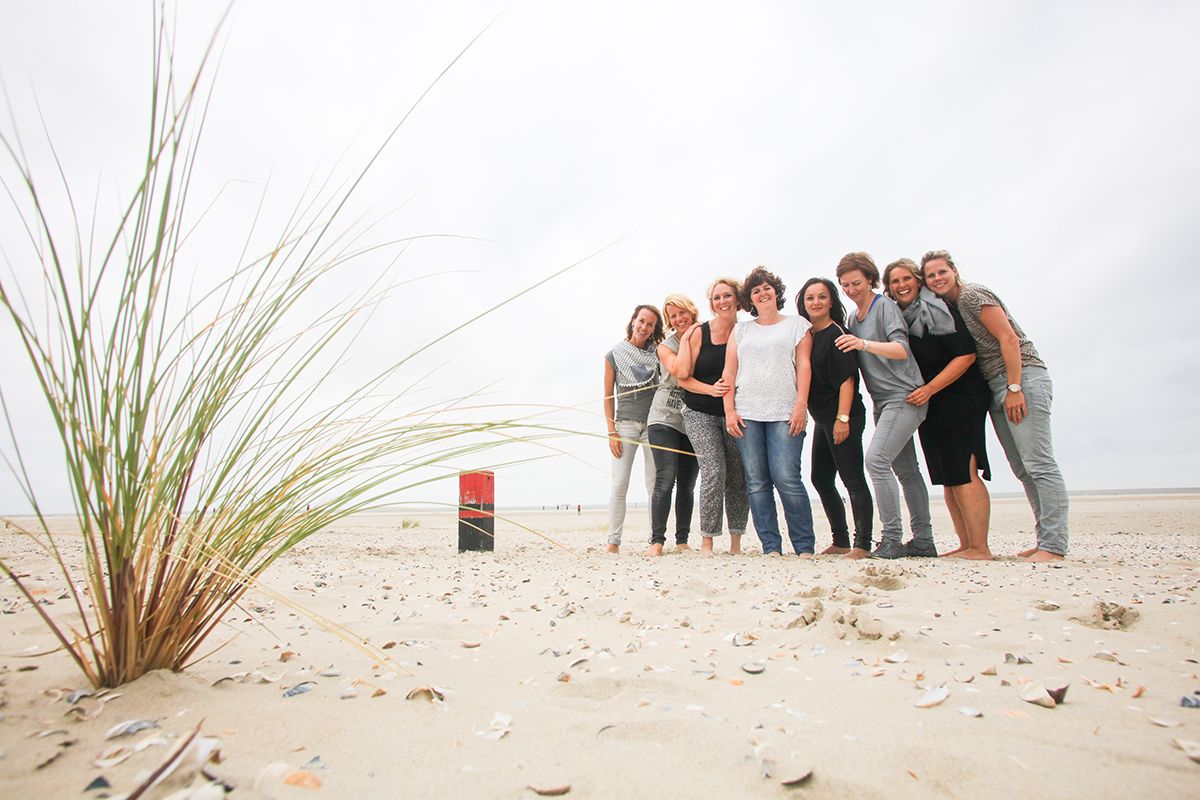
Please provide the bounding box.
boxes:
[862,339,869,353]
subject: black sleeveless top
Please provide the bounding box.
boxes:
[682,322,727,416]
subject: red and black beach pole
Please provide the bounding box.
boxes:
[458,471,495,552]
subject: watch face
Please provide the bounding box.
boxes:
[1008,384,1022,392]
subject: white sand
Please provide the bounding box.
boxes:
[2,493,1199,798]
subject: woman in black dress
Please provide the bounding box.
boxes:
[883,259,993,559]
[796,278,873,559]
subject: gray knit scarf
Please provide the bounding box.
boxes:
[901,288,957,337]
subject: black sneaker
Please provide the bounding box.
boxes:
[869,540,905,559]
[903,539,939,558]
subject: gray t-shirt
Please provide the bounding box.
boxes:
[733,315,812,422]
[953,283,1046,381]
[647,334,685,433]
[846,294,924,404]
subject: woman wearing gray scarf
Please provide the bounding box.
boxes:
[884,259,993,560]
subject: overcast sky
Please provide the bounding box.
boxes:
[2,2,1199,514]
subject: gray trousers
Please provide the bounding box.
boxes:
[608,419,655,545]
[681,407,748,538]
[865,400,933,546]
[987,367,1069,555]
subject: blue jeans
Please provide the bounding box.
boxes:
[987,367,1069,555]
[734,420,815,554]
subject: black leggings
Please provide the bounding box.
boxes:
[648,424,699,545]
[810,416,874,550]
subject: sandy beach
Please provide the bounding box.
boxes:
[2,492,1199,798]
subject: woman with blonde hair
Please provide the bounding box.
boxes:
[883,258,993,559]
[673,278,748,556]
[603,304,663,553]
[921,249,1068,562]
[644,293,702,556]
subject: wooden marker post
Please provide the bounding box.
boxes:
[458,471,495,552]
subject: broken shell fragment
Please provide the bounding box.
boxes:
[958,706,983,718]
[1046,684,1069,705]
[741,662,766,675]
[1173,739,1200,763]
[914,686,950,708]
[283,770,322,788]
[528,784,571,796]
[779,767,814,786]
[93,745,133,768]
[884,650,908,664]
[1020,683,1057,708]
[104,720,159,740]
[980,665,997,676]
[732,632,757,647]
[405,685,446,702]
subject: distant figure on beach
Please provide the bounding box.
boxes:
[797,277,874,559]
[673,277,749,557]
[884,258,993,560]
[722,267,817,557]
[644,294,702,556]
[603,304,664,554]
[835,253,937,560]
[921,249,1068,562]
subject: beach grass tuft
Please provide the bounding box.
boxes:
[0,6,566,687]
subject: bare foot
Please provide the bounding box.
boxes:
[844,548,869,560]
[675,543,691,552]
[605,543,620,554]
[821,545,851,555]
[728,534,742,555]
[1019,549,1064,563]
[1017,546,1038,558]
[765,551,782,558]
[644,544,663,557]
[700,537,715,558]
[797,552,815,559]
[946,548,993,560]
[941,546,966,557]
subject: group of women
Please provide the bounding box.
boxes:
[602,250,1070,562]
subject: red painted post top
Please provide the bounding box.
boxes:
[459,471,494,519]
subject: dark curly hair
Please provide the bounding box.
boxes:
[738,266,786,317]
[624,303,664,349]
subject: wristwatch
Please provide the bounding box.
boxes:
[1006,383,1022,393]
[835,413,851,423]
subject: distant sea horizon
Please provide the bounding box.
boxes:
[7,486,1197,519]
